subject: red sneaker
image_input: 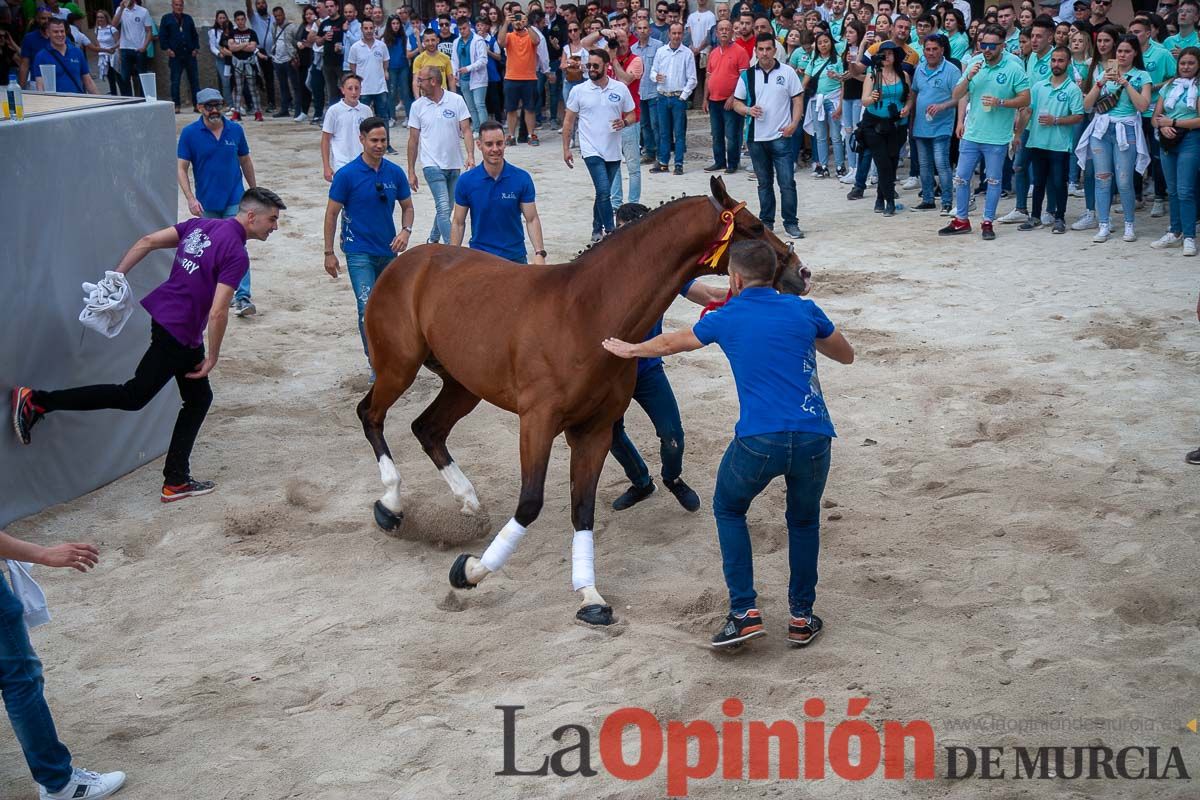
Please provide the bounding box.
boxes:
[938,217,972,236]
[254,110,263,122]
[230,110,242,121]
[981,221,996,240]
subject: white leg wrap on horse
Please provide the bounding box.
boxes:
[378,456,402,513]
[572,529,595,591]
[440,462,482,514]
[479,518,527,573]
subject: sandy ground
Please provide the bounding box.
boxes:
[3,110,1200,800]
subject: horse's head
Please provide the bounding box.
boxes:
[709,176,812,296]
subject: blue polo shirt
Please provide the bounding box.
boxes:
[32,44,90,93]
[20,29,50,64]
[639,279,695,377]
[692,287,836,439]
[912,58,961,137]
[177,117,250,214]
[328,155,412,257]
[453,161,536,262]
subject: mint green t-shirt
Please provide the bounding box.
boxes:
[808,47,846,95]
[1026,49,1052,83]
[1096,67,1151,118]
[948,31,969,62]
[1141,42,1177,118]
[789,47,811,74]
[1026,78,1085,152]
[960,54,1032,145]
[1163,30,1200,53]
[1161,78,1200,121]
[1005,28,1021,55]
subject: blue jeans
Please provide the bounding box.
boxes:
[546,67,562,123]
[610,121,642,207]
[954,139,1007,222]
[713,432,831,617]
[204,204,251,300]
[1012,129,1031,211]
[583,155,619,235]
[361,93,390,146]
[1162,129,1200,238]
[656,94,688,166]
[708,101,742,169]
[307,63,326,117]
[641,96,658,159]
[914,134,952,208]
[214,53,231,105]
[169,53,200,107]
[853,143,874,190]
[609,363,685,488]
[388,65,413,118]
[1090,122,1139,226]
[119,48,147,97]
[345,252,392,360]
[461,82,488,134]
[812,97,844,170]
[748,137,798,227]
[842,98,862,170]
[422,166,460,243]
[1,572,73,794]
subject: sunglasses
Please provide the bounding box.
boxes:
[978,40,1000,49]
[202,102,222,109]
[1094,0,1110,4]
[375,182,389,203]
[568,24,579,29]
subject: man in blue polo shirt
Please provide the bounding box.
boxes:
[18,7,51,86]
[602,239,854,650]
[33,18,97,93]
[178,87,260,316]
[450,119,548,264]
[323,116,415,369]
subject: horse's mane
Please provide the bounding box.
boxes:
[566,194,708,264]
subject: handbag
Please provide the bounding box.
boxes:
[1158,126,1184,152]
[1093,90,1119,115]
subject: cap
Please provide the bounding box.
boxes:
[196,88,223,105]
[878,39,901,50]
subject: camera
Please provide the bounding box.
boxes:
[870,52,887,70]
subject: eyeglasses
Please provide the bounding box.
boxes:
[375,182,388,203]
[202,102,222,109]
[978,41,1000,49]
[1094,0,1110,5]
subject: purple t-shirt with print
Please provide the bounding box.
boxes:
[141,218,250,348]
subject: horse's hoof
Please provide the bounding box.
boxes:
[374,500,404,532]
[449,553,478,590]
[576,604,615,626]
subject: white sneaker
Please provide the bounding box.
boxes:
[1068,182,1084,197]
[1151,231,1182,249]
[1071,210,1097,230]
[997,207,1028,224]
[1093,223,1111,243]
[1122,222,1137,242]
[1185,238,1197,256]
[293,112,307,122]
[968,195,977,212]
[838,172,855,185]
[40,767,126,799]
[901,176,920,190]
[1151,198,1165,218]
[868,175,878,186]
[1041,212,1054,225]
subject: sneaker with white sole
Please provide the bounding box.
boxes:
[293,112,307,122]
[1123,222,1137,242]
[1040,212,1054,225]
[1151,231,1182,249]
[1071,210,1097,230]
[1185,238,1197,256]
[1093,223,1111,243]
[997,207,1028,224]
[1151,198,1165,218]
[901,176,919,190]
[40,767,126,799]
[1068,182,1084,197]
[838,172,855,185]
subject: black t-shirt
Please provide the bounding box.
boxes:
[318,14,343,62]
[222,27,259,62]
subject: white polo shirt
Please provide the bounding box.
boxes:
[349,38,389,95]
[409,90,471,170]
[566,77,635,162]
[322,100,374,171]
[732,59,803,142]
[118,4,150,50]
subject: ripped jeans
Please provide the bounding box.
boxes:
[1089,122,1139,227]
[953,139,1007,222]
[345,252,393,363]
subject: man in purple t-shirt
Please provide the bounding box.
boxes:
[11,187,286,503]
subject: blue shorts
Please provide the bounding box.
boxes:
[503,79,537,113]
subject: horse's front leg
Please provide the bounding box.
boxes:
[449,411,558,590]
[565,419,618,626]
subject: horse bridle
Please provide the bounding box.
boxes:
[705,195,794,265]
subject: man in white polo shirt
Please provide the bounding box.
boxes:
[562,47,636,242]
[349,18,393,152]
[321,73,374,181]
[732,32,805,239]
[407,65,475,244]
[113,0,152,97]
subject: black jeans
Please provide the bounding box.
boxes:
[274,61,303,116]
[862,114,905,204]
[168,53,200,107]
[33,322,213,485]
[1027,146,1069,220]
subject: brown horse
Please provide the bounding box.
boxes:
[356,176,809,626]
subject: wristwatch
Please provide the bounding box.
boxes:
[534,249,548,257]
[402,225,413,233]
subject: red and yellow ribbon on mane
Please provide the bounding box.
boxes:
[696,201,747,270]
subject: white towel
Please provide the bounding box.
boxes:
[1074,113,1151,177]
[5,561,51,629]
[1163,78,1198,113]
[803,91,841,137]
[79,271,134,339]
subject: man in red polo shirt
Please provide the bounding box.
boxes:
[734,10,756,56]
[703,18,750,173]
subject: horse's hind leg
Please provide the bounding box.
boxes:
[565,418,618,626]
[357,362,423,531]
[411,375,484,514]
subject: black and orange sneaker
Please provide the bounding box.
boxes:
[160,478,216,503]
[11,387,44,445]
[787,613,824,648]
[711,609,766,648]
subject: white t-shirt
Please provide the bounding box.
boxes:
[565,78,635,162]
[348,39,389,95]
[732,59,803,141]
[685,9,716,55]
[409,90,471,170]
[322,100,374,171]
[118,4,151,50]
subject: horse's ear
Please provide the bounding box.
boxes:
[710,175,734,209]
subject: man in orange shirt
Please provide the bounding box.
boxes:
[703,18,750,173]
[498,6,545,145]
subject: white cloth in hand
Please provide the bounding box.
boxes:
[5,561,51,628]
[79,271,134,338]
